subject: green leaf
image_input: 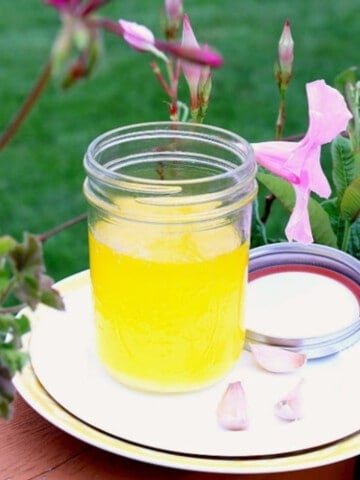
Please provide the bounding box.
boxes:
[0,311,30,419]
[340,176,360,221]
[0,236,16,256]
[0,313,29,348]
[250,197,268,248]
[331,136,356,203]
[347,218,360,260]
[14,315,31,336]
[257,172,338,247]
[0,376,15,401]
[0,269,11,297]
[7,235,64,312]
[321,197,339,223]
[9,233,44,277]
[321,198,345,248]
[0,372,16,420]
[14,274,40,310]
[0,314,16,334]
[0,349,29,377]
[0,359,16,420]
[334,67,358,96]
[40,289,65,310]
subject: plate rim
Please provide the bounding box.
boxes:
[13,360,360,474]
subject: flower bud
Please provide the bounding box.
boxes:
[47,0,107,89]
[119,19,168,61]
[51,16,74,74]
[181,15,202,111]
[165,0,183,23]
[197,61,212,121]
[277,19,294,88]
[164,0,183,40]
[53,23,102,90]
[199,56,212,101]
[59,44,98,89]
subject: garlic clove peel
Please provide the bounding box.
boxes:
[249,343,307,373]
[274,378,305,421]
[216,381,249,431]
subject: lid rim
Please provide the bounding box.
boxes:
[246,243,360,359]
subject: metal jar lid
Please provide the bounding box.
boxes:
[245,243,360,359]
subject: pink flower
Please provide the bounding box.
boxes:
[181,15,202,108]
[118,18,223,69]
[253,79,352,243]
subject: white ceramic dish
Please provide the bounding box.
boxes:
[13,270,360,471]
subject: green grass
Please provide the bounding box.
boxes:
[0,0,359,279]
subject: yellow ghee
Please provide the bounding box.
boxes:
[89,216,249,392]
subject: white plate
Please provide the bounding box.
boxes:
[13,271,360,471]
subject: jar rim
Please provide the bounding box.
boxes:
[84,121,257,188]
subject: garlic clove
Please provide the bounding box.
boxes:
[249,343,307,373]
[216,381,249,431]
[274,378,305,421]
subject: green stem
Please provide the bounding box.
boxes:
[341,220,351,252]
[349,117,360,177]
[38,212,87,243]
[261,194,276,223]
[344,84,360,176]
[275,88,287,140]
[262,87,288,224]
[0,304,25,315]
[0,59,52,151]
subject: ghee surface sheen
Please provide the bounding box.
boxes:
[89,219,249,392]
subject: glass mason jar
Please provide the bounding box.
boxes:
[83,122,257,393]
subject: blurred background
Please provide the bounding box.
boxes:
[0,0,359,280]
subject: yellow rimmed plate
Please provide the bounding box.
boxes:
[13,270,360,473]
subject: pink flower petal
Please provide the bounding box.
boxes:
[304,144,330,198]
[158,42,223,67]
[181,15,202,106]
[119,19,156,52]
[284,140,331,197]
[181,14,200,50]
[305,79,353,144]
[285,80,352,174]
[252,141,299,184]
[285,178,313,243]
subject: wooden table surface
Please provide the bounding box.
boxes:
[0,394,357,480]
